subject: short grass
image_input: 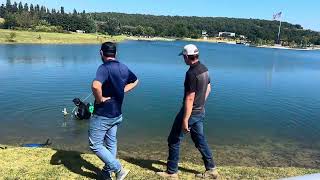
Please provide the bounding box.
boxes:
[0,146,319,180]
[0,29,126,44]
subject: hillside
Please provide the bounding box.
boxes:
[0,1,319,46]
[90,12,320,45]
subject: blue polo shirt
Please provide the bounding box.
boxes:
[94,60,137,118]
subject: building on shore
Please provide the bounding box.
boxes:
[76,30,85,34]
[202,30,208,40]
[218,32,236,37]
[239,35,247,39]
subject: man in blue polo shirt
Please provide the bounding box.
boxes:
[89,42,138,180]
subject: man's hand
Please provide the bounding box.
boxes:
[205,83,211,101]
[102,97,110,102]
[182,91,195,133]
[96,97,111,104]
[182,121,190,133]
[92,80,111,104]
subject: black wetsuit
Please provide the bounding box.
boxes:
[76,102,91,120]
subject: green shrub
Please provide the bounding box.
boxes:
[0,18,4,28]
[33,25,64,33]
[6,32,16,42]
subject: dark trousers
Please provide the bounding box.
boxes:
[167,109,216,174]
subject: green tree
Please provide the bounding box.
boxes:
[40,6,46,16]
[29,4,34,13]
[6,0,11,12]
[0,4,5,17]
[173,23,188,38]
[144,26,155,37]
[12,2,18,13]
[15,11,39,28]
[18,2,23,12]
[23,3,28,12]
[120,25,134,35]
[135,25,145,36]
[3,13,17,29]
[73,9,77,15]
[97,18,120,35]
[60,6,64,14]
[35,4,40,13]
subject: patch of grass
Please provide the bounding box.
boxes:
[0,146,319,179]
[0,29,126,44]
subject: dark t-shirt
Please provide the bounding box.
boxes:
[184,61,210,114]
[94,60,137,118]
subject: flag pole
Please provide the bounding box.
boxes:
[277,20,282,45]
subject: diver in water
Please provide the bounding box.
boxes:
[73,98,92,120]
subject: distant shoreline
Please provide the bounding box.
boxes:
[125,36,176,42]
[183,38,320,51]
[1,29,320,51]
[255,45,320,51]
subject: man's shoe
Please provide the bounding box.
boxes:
[156,171,179,179]
[116,168,130,180]
[195,168,219,179]
[98,170,112,180]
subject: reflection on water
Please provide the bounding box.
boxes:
[0,41,320,168]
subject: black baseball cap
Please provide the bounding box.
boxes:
[101,42,117,56]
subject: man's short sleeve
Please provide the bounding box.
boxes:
[95,65,108,84]
[127,69,137,84]
[185,72,197,93]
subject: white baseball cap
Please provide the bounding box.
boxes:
[179,44,199,56]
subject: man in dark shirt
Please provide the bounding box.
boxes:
[89,42,138,180]
[157,44,218,179]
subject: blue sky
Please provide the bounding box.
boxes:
[2,0,319,31]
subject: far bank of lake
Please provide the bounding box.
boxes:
[1,29,319,51]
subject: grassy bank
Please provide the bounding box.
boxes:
[0,29,126,44]
[0,146,319,179]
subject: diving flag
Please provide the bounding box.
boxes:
[273,12,282,20]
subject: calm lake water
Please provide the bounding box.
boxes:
[0,41,320,168]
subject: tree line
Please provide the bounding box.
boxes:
[0,0,96,33]
[0,0,319,46]
[90,12,320,46]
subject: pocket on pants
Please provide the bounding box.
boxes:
[89,115,103,131]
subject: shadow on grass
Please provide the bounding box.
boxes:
[122,157,199,174]
[50,150,100,179]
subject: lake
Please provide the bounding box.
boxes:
[0,41,320,168]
